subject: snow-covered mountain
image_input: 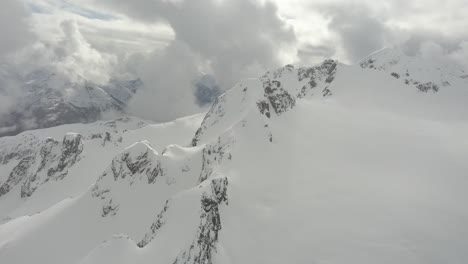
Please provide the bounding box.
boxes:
[0,69,142,137]
[0,48,467,264]
[360,48,468,93]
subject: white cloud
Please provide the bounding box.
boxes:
[26,0,174,55]
[86,0,296,121]
[9,19,118,87]
[55,20,117,85]
[273,0,468,65]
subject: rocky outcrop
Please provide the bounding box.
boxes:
[91,142,165,217]
[258,60,338,118]
[172,62,341,262]
[109,142,163,185]
[194,60,339,146]
[0,134,39,165]
[416,82,440,93]
[21,134,84,197]
[262,79,296,115]
[49,134,83,176]
[173,177,228,264]
[138,199,171,248]
[199,135,234,183]
[0,133,84,198]
[358,48,463,94]
[0,156,34,196]
[192,95,227,147]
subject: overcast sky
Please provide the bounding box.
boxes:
[1,0,467,121]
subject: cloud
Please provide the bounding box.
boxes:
[126,42,203,121]
[25,0,175,55]
[317,4,389,63]
[0,11,120,132]
[297,43,336,65]
[0,0,35,120]
[0,0,34,60]
[9,19,119,87]
[53,20,117,85]
[270,0,467,68]
[418,40,468,72]
[0,70,22,115]
[93,0,296,121]
[194,74,222,107]
[450,42,468,71]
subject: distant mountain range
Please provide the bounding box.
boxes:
[0,69,225,137]
[0,68,142,137]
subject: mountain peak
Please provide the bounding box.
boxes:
[359,47,467,93]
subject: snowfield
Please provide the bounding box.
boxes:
[0,48,467,264]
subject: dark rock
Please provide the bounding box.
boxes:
[173,177,228,264]
[256,100,271,119]
[138,199,171,248]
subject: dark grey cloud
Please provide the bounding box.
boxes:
[0,0,34,60]
[0,0,36,121]
[194,75,222,107]
[320,4,388,62]
[297,43,336,65]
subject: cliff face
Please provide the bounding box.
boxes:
[0,133,83,198]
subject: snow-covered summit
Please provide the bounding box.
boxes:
[360,47,468,92]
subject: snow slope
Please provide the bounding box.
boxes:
[0,114,204,221]
[0,48,467,264]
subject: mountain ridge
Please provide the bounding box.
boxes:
[0,48,467,264]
